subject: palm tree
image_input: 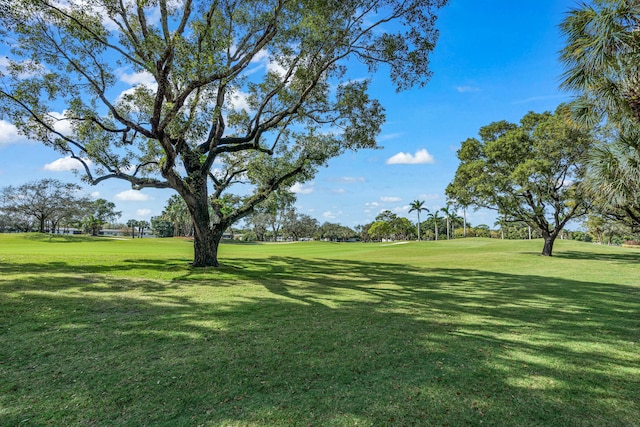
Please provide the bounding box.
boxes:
[560,1,640,129]
[494,216,507,240]
[408,200,428,241]
[584,139,640,230]
[441,205,453,240]
[462,206,468,237]
[427,211,440,241]
[126,219,139,238]
[561,1,640,233]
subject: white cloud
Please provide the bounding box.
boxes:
[120,70,156,86]
[115,190,152,201]
[386,149,435,165]
[47,111,74,136]
[116,70,158,105]
[136,208,152,217]
[248,49,290,80]
[456,85,480,93]
[290,182,314,195]
[90,191,101,199]
[43,156,91,172]
[0,120,29,145]
[332,188,346,194]
[322,210,342,219]
[0,57,46,79]
[228,90,251,111]
[380,196,401,203]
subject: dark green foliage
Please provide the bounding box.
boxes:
[151,217,174,238]
[446,106,594,255]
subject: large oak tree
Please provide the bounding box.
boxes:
[446,106,594,256]
[0,0,447,266]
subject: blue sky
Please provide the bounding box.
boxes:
[0,0,577,229]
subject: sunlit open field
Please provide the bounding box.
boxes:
[1,234,639,426]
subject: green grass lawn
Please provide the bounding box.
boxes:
[1,234,639,426]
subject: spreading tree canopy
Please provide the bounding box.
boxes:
[446,106,594,256]
[0,178,89,232]
[0,0,447,266]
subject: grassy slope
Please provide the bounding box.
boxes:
[0,234,639,426]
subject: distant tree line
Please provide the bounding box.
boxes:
[0,179,120,235]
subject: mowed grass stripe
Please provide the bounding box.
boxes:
[1,234,638,426]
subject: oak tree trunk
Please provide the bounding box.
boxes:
[192,219,223,267]
[541,234,555,256]
[184,178,225,267]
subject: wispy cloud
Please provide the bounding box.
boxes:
[511,94,566,105]
[455,85,480,93]
[386,149,435,165]
[332,176,366,184]
[322,210,342,220]
[377,132,405,142]
[380,196,401,203]
[136,208,152,217]
[120,70,156,86]
[115,190,152,202]
[418,193,440,201]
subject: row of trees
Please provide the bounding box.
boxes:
[0,179,121,235]
[0,178,155,238]
[150,190,357,242]
[150,173,634,245]
[358,208,494,242]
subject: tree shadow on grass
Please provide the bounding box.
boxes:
[0,254,639,426]
[552,249,640,264]
[22,233,109,243]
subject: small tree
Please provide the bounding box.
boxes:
[368,221,391,242]
[137,220,150,238]
[427,211,440,241]
[282,212,319,241]
[126,219,139,238]
[151,217,174,238]
[440,204,454,240]
[83,199,121,236]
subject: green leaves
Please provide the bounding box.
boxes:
[446,106,594,254]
